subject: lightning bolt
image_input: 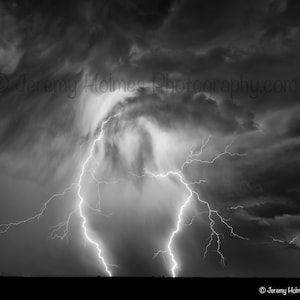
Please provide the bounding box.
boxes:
[290,236,299,244]
[0,112,249,278]
[0,183,77,234]
[0,113,121,277]
[144,136,248,277]
[271,236,299,245]
[227,205,245,211]
[76,112,121,277]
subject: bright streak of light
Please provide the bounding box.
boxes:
[0,113,121,277]
[145,137,248,277]
[0,114,249,278]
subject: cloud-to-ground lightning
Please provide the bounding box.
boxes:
[0,109,249,278]
[76,112,121,277]
[0,113,121,277]
[147,136,248,277]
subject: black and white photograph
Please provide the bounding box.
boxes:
[0,0,300,295]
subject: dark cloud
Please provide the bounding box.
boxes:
[0,0,300,277]
[112,89,257,135]
[245,202,300,219]
[0,0,177,155]
[0,0,176,72]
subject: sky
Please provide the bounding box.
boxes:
[0,0,300,277]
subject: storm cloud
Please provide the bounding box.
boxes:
[0,0,300,277]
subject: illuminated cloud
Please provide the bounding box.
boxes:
[0,0,300,277]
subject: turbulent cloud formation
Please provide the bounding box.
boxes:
[0,0,300,277]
